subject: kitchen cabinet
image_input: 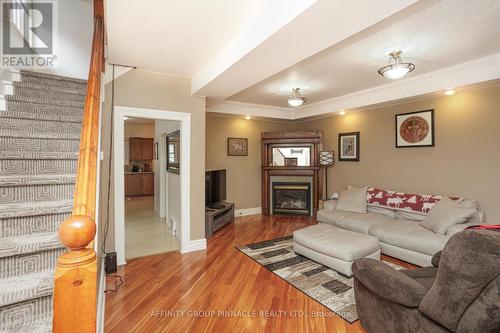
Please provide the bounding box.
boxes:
[142,173,154,195]
[125,173,154,196]
[125,174,143,196]
[129,137,154,161]
[142,138,154,160]
[129,138,143,160]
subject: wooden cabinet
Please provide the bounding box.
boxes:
[129,138,143,160]
[125,174,143,196]
[142,138,154,160]
[142,173,154,195]
[129,138,154,160]
[125,173,154,196]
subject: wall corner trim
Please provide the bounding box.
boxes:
[235,207,262,217]
[181,239,207,253]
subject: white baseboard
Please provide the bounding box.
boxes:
[235,207,262,217]
[117,257,127,266]
[181,238,207,253]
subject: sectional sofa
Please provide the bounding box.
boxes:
[316,187,483,266]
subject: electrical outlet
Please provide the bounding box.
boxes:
[169,218,176,235]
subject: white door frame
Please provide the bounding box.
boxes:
[113,106,191,265]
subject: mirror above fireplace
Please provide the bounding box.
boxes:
[272,147,311,166]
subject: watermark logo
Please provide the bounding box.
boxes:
[1,0,57,69]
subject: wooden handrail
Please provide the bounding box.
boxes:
[52,1,104,332]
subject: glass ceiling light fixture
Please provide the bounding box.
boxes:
[286,88,307,107]
[378,51,415,80]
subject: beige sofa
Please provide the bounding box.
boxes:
[317,200,483,267]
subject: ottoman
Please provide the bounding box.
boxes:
[293,223,380,276]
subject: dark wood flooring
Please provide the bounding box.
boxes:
[105,214,416,333]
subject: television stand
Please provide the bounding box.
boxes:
[205,202,234,238]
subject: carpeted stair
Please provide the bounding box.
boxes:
[0,70,85,333]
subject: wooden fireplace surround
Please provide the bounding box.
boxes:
[261,131,323,216]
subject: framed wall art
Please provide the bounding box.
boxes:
[227,138,248,156]
[395,109,435,148]
[154,142,159,160]
[338,132,360,161]
[167,130,180,173]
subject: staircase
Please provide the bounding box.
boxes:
[0,70,86,332]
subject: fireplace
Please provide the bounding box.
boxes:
[272,182,311,216]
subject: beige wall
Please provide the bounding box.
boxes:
[124,123,155,138]
[298,85,500,221]
[99,69,206,253]
[205,115,295,210]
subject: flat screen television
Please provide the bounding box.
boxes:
[205,169,226,207]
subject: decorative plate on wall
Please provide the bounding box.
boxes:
[395,109,435,148]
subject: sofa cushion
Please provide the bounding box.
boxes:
[420,197,476,234]
[336,185,367,213]
[396,199,483,223]
[396,210,425,221]
[317,209,394,234]
[368,206,396,218]
[293,224,379,261]
[368,220,449,256]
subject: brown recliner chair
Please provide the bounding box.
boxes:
[352,230,500,333]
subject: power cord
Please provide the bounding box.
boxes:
[101,64,124,292]
[104,274,123,293]
[101,64,115,255]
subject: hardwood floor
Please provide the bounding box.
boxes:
[105,215,416,333]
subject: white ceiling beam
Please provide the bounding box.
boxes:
[192,0,418,99]
[206,100,293,120]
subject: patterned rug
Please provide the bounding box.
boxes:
[237,235,404,323]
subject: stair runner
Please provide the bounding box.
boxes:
[0,70,85,333]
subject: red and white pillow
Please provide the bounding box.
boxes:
[366,187,463,216]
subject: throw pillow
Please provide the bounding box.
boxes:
[420,197,476,234]
[336,185,368,213]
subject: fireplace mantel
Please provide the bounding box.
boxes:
[261,131,323,216]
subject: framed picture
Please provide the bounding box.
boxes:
[154,142,158,160]
[338,132,360,161]
[284,157,298,166]
[167,130,180,174]
[395,109,434,148]
[227,138,248,156]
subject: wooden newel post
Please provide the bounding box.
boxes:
[52,2,104,331]
[53,215,97,332]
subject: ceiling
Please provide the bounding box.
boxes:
[106,0,500,119]
[106,0,267,77]
[228,0,500,107]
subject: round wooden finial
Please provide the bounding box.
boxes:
[59,215,96,250]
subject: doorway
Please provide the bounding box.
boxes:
[114,106,191,265]
[122,117,179,260]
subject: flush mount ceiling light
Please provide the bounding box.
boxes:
[378,51,415,80]
[286,88,307,107]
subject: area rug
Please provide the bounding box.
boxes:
[237,235,404,323]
